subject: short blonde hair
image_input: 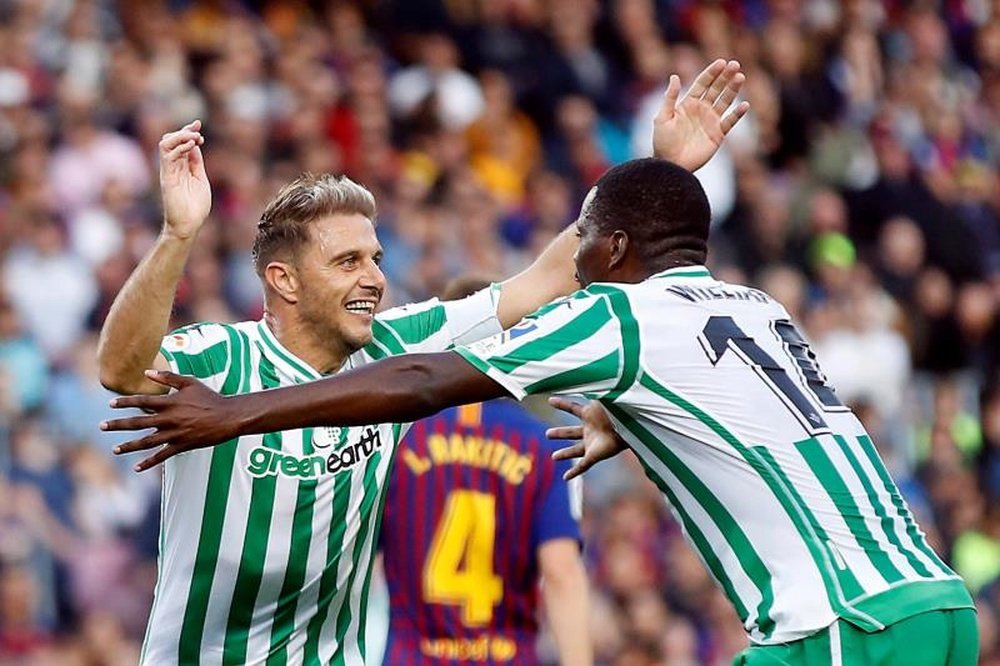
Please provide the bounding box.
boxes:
[252,173,377,274]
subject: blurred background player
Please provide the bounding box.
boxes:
[378,275,589,666]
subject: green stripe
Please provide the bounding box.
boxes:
[525,350,620,394]
[178,327,248,663]
[636,373,882,630]
[605,403,767,633]
[833,435,933,579]
[257,322,320,381]
[855,436,954,577]
[381,304,447,345]
[653,268,711,279]
[369,319,407,356]
[329,453,385,666]
[222,349,283,663]
[527,290,592,319]
[491,298,612,374]
[751,446,868,610]
[588,286,639,401]
[165,340,229,379]
[796,437,905,584]
[302,430,353,664]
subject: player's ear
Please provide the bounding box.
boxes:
[264,261,300,304]
[608,230,629,270]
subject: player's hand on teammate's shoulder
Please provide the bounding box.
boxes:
[652,58,750,172]
[159,119,211,241]
[101,369,238,471]
[546,397,629,481]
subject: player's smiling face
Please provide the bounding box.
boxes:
[295,213,385,354]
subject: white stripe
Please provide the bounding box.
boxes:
[829,621,842,666]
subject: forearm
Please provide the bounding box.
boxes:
[540,544,592,666]
[97,232,195,394]
[497,225,579,328]
[233,352,506,437]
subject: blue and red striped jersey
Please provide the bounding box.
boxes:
[380,400,580,665]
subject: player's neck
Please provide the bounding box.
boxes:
[262,311,350,376]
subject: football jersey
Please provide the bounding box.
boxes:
[141,286,502,666]
[380,401,580,665]
[456,266,973,645]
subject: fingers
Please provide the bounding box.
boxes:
[135,446,182,472]
[112,431,171,455]
[712,71,745,112]
[552,442,585,461]
[100,413,161,432]
[144,369,193,390]
[563,457,593,481]
[159,120,205,156]
[721,100,751,135]
[704,60,740,105]
[106,392,168,412]
[547,426,584,441]
[685,59,726,100]
[655,74,682,123]
[548,396,583,418]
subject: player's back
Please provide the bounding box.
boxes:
[380,400,575,665]
[598,268,970,643]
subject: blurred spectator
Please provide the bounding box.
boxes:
[0,1,997,663]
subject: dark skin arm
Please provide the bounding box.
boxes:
[102,352,509,471]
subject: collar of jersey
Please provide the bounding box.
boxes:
[256,320,323,382]
[649,265,713,280]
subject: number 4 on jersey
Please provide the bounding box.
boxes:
[698,316,843,434]
[423,490,504,626]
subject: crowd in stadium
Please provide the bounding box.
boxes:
[0,0,997,664]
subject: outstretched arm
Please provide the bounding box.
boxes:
[103,352,507,470]
[97,121,211,394]
[495,58,748,329]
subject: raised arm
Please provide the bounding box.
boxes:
[495,59,748,329]
[97,121,211,395]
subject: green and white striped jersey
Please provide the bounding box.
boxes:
[456,267,973,645]
[143,286,502,666]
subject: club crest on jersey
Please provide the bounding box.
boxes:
[246,426,383,478]
[312,427,344,449]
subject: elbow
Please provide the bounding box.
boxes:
[98,368,131,395]
[97,351,140,395]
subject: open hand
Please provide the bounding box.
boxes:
[652,59,750,172]
[160,120,211,241]
[101,370,239,471]
[546,397,629,481]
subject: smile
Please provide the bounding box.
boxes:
[345,300,377,316]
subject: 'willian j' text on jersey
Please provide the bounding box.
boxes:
[142,286,502,666]
[457,266,973,645]
[380,401,580,665]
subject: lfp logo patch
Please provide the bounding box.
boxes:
[506,320,538,341]
[164,334,190,351]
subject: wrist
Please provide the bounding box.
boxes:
[158,227,200,246]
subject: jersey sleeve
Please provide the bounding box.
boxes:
[453,288,632,400]
[159,322,235,393]
[533,458,582,547]
[364,283,502,358]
